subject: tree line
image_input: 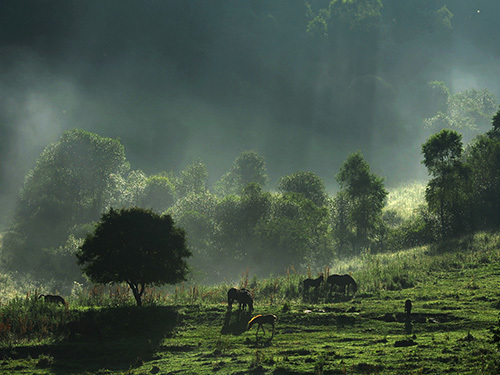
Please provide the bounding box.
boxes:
[2,110,500,284]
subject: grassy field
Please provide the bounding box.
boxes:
[0,231,500,374]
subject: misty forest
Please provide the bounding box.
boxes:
[1,1,500,374]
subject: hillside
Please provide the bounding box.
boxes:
[0,231,499,374]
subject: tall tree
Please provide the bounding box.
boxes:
[336,151,387,254]
[77,207,191,306]
[421,129,470,238]
[466,110,500,230]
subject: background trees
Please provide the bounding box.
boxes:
[277,171,328,207]
[215,151,268,196]
[424,83,498,141]
[2,129,129,275]
[77,207,191,306]
[3,110,500,286]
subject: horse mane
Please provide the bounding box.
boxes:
[247,314,263,329]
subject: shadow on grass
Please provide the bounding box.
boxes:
[0,305,178,375]
[221,309,253,335]
[244,335,274,348]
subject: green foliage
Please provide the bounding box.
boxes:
[215,150,268,196]
[335,151,388,254]
[277,171,328,207]
[3,129,129,274]
[385,205,437,251]
[139,174,175,213]
[257,192,333,272]
[0,292,68,343]
[465,132,500,229]
[424,84,498,140]
[422,129,471,238]
[77,207,191,306]
[174,159,209,199]
[306,0,383,37]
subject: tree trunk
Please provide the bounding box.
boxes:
[128,282,144,307]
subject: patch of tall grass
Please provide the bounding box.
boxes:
[0,291,70,344]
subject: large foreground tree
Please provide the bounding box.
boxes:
[77,207,191,306]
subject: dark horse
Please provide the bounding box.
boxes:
[227,287,253,312]
[327,274,358,296]
[303,274,324,292]
[39,294,68,307]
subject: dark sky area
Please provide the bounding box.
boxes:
[1,0,499,227]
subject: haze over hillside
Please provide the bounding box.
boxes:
[1,0,499,227]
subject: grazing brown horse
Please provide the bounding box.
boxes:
[303,274,324,292]
[39,294,68,307]
[227,287,253,312]
[247,314,277,337]
[405,299,412,315]
[327,274,358,296]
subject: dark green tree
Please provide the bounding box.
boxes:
[77,207,191,306]
[277,171,328,207]
[212,183,271,268]
[215,150,268,196]
[421,129,470,238]
[466,111,500,229]
[256,191,332,272]
[336,151,387,254]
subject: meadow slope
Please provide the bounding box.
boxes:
[0,231,500,374]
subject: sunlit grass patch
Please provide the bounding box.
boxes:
[385,181,426,220]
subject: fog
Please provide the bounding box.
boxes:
[1,0,500,228]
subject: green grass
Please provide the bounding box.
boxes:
[1,231,500,374]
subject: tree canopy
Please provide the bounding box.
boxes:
[336,151,387,254]
[77,207,191,306]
